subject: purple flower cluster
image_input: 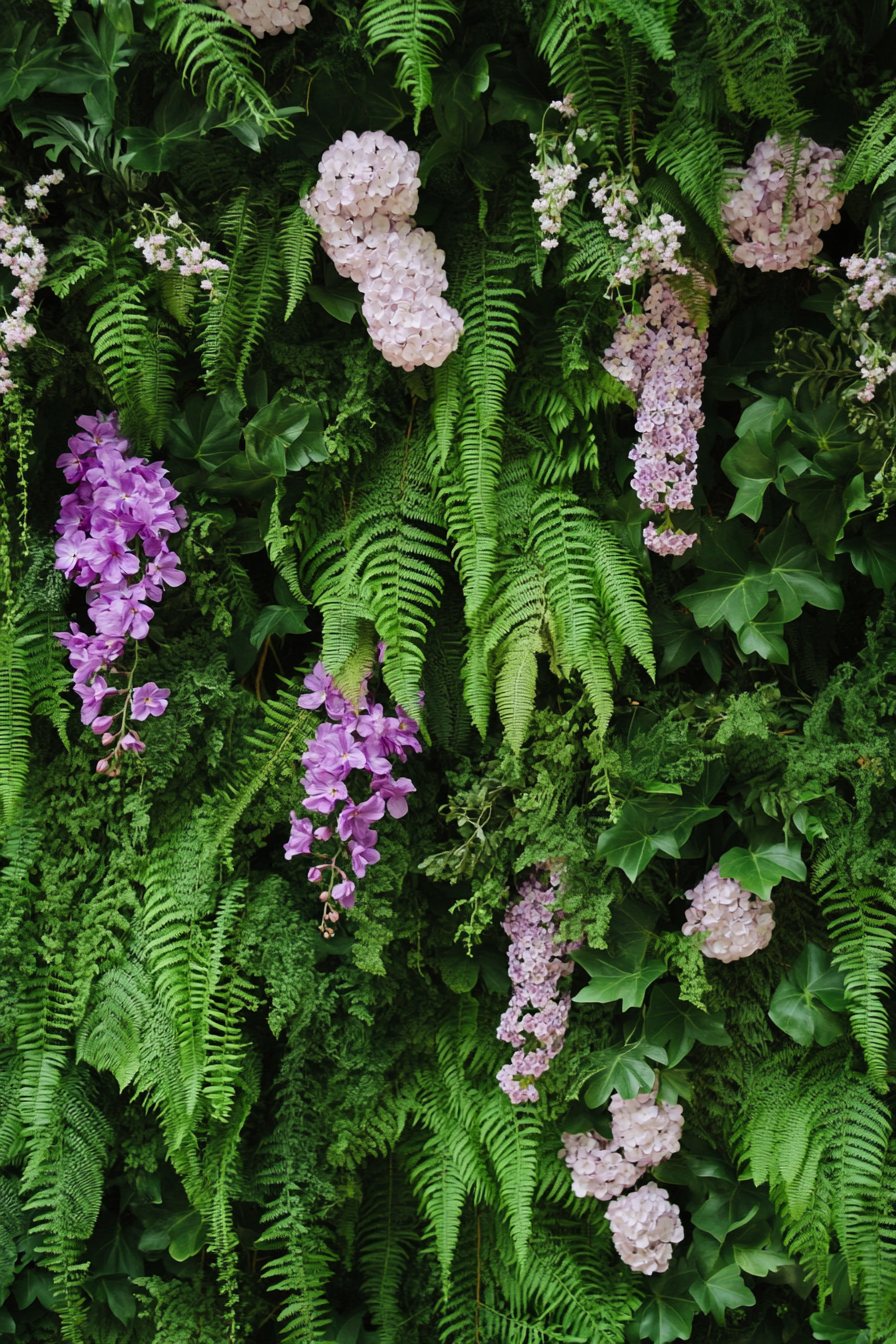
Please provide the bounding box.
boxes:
[284,660,420,936]
[496,867,579,1104]
[53,412,186,773]
[602,278,707,556]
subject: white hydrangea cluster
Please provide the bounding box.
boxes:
[608,1088,684,1167]
[558,1131,642,1200]
[682,863,775,963]
[722,134,845,272]
[605,1182,685,1275]
[217,0,310,38]
[302,130,463,371]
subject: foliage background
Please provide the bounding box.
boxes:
[1,0,896,1341]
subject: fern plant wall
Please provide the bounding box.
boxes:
[1,1,895,1342]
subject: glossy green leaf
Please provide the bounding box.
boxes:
[810,1311,869,1344]
[691,1189,761,1243]
[732,1242,793,1276]
[308,284,359,324]
[596,800,681,881]
[572,953,666,1011]
[582,1040,667,1107]
[167,392,243,464]
[736,606,789,662]
[840,526,896,590]
[759,513,844,619]
[636,1269,699,1343]
[768,944,847,1046]
[677,522,771,631]
[721,429,778,522]
[718,828,806,900]
[249,604,309,649]
[645,983,732,1067]
[689,1263,756,1324]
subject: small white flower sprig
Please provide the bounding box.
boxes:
[133,204,229,298]
[0,170,65,395]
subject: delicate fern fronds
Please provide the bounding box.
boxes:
[479,1091,541,1270]
[815,875,896,1088]
[361,0,459,129]
[154,0,278,123]
[0,619,30,834]
[358,1155,420,1343]
[537,0,624,150]
[601,0,676,62]
[200,193,279,398]
[840,92,896,190]
[134,318,181,448]
[280,202,317,322]
[645,105,743,241]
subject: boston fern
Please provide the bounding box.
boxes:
[1,0,896,1342]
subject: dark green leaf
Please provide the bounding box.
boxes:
[645,983,732,1067]
[691,1190,761,1243]
[308,284,359,324]
[167,393,243,464]
[583,1040,667,1107]
[759,513,843,619]
[840,525,896,590]
[689,1263,756,1324]
[677,522,770,631]
[636,1269,699,1344]
[721,430,778,522]
[249,604,309,649]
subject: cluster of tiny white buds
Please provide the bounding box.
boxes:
[589,171,639,240]
[722,134,845,272]
[133,210,229,294]
[531,156,583,250]
[0,171,65,395]
[217,0,311,37]
[682,863,775,962]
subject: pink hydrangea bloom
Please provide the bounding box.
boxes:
[682,863,775,962]
[605,1182,685,1274]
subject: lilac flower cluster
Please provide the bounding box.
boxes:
[559,1086,684,1273]
[602,278,707,556]
[284,660,420,936]
[0,171,65,395]
[605,1182,685,1274]
[722,135,845,272]
[682,864,775,963]
[590,173,688,285]
[53,413,186,773]
[836,254,896,401]
[496,868,579,1104]
[302,131,463,370]
[217,0,311,35]
[842,253,896,311]
[134,209,229,295]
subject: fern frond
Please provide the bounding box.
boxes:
[280,202,317,322]
[200,193,280,398]
[0,620,31,833]
[361,0,459,129]
[840,93,896,191]
[816,875,896,1088]
[645,105,743,241]
[600,0,676,62]
[154,0,278,123]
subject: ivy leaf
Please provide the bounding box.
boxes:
[677,522,770,631]
[840,525,896,590]
[721,429,778,522]
[735,604,789,663]
[784,472,866,561]
[809,1311,870,1344]
[759,513,843,619]
[635,1269,699,1344]
[596,800,681,881]
[645,983,732,1067]
[691,1189,761,1242]
[732,1242,793,1276]
[689,1263,756,1324]
[768,943,847,1046]
[167,392,243,465]
[718,827,806,899]
[583,1040,667,1107]
[572,952,666,1011]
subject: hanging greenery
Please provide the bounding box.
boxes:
[1,1,895,1342]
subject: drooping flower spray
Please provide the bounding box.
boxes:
[284,659,420,935]
[496,867,578,1103]
[0,171,65,395]
[54,413,186,773]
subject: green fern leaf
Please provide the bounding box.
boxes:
[361,0,459,129]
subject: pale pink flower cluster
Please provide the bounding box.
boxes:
[682,863,775,963]
[217,0,310,37]
[606,1182,685,1274]
[549,96,577,118]
[496,867,578,1104]
[560,1086,682,1197]
[603,278,706,555]
[531,150,583,250]
[842,253,896,311]
[589,172,639,239]
[854,347,896,403]
[302,130,463,370]
[134,211,229,294]
[559,1131,641,1200]
[722,135,845,272]
[0,171,64,395]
